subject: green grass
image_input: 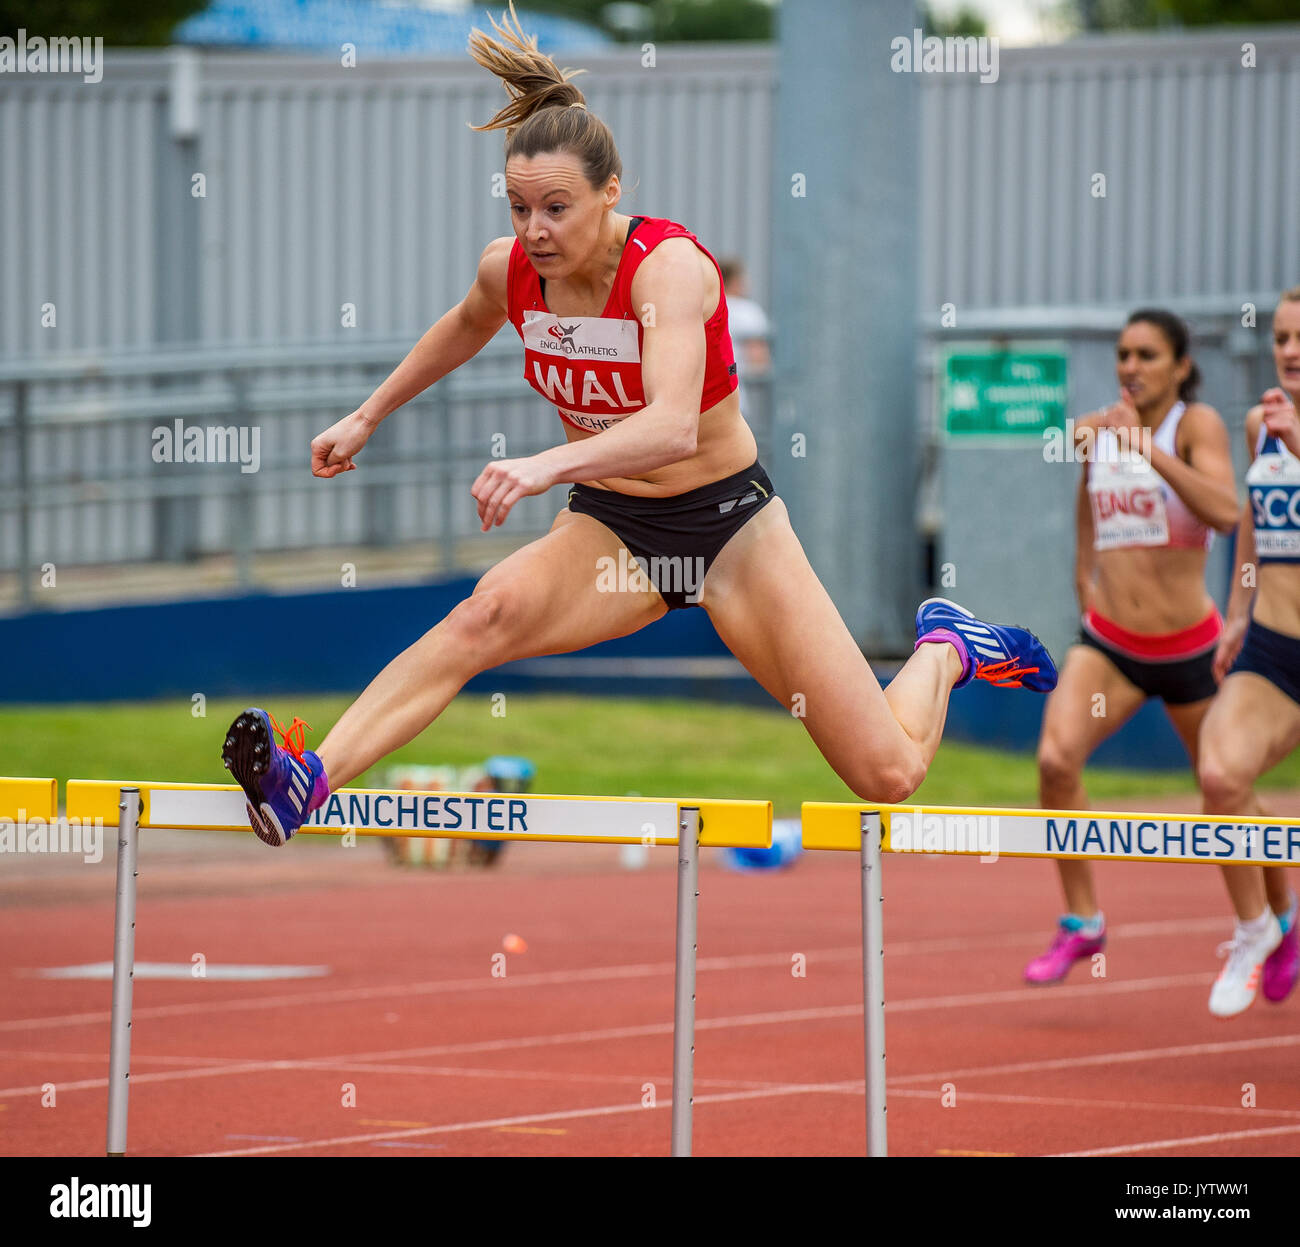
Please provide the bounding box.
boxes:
[4,694,1300,816]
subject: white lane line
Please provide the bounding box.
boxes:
[0,1050,236,1065]
[0,973,1225,1099]
[279,1060,794,1092]
[0,1048,785,1092]
[883,916,1227,958]
[322,973,1210,1064]
[888,1087,1300,1120]
[196,1082,862,1157]
[1053,1124,1300,1156]
[888,972,1211,1013]
[0,1007,863,1098]
[371,1141,448,1150]
[32,963,330,981]
[3,914,1236,1033]
[0,948,855,1033]
[0,1061,293,1098]
[891,1031,1300,1086]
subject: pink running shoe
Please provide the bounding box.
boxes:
[1024,915,1106,985]
[1264,898,1299,1003]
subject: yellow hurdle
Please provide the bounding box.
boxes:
[803,800,1300,865]
[52,779,770,1159]
[801,798,1300,1160]
[0,776,57,823]
[66,779,770,848]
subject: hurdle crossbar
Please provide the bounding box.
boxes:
[802,800,1300,1157]
[67,780,769,848]
[0,776,57,823]
[67,781,770,1157]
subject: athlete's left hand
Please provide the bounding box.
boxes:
[471,457,557,531]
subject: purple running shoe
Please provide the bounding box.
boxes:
[222,709,329,846]
[915,597,1059,692]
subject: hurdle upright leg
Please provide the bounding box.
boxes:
[861,811,887,1156]
[107,786,140,1157]
[671,806,701,1157]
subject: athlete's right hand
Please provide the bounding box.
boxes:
[1074,394,1141,453]
[1093,392,1143,432]
[1261,387,1300,456]
[312,409,376,478]
[1213,615,1248,684]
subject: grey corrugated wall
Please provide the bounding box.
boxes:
[0,46,775,359]
[4,32,1297,360]
[1,30,1296,598]
[918,29,1300,314]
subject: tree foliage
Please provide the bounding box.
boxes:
[1078,0,1300,28]
[919,5,988,38]
[1,0,206,45]
[521,0,773,42]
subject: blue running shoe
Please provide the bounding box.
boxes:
[221,709,329,846]
[915,597,1058,692]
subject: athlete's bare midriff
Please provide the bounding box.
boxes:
[1254,566,1300,638]
[1090,547,1217,634]
[563,388,758,496]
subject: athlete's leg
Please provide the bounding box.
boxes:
[1036,644,1147,916]
[1196,672,1300,1014]
[698,500,966,805]
[316,510,666,788]
[1199,673,1300,919]
[1168,695,1268,922]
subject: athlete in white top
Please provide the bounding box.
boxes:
[1196,288,1300,1017]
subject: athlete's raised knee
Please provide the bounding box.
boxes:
[848,753,926,807]
[441,585,525,666]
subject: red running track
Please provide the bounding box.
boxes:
[3,805,1300,1158]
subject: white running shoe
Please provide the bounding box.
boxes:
[1209,914,1284,1019]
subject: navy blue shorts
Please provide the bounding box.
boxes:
[1230,618,1300,706]
[566,461,776,609]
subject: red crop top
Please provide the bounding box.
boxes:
[505,216,738,434]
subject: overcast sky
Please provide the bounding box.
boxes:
[926,0,1076,45]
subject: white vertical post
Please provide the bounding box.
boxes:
[107,787,140,1157]
[670,806,700,1156]
[862,811,887,1155]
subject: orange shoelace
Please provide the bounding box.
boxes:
[974,658,1040,689]
[269,713,312,762]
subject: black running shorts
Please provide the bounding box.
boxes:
[566,461,777,609]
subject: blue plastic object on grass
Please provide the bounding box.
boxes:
[723,818,802,871]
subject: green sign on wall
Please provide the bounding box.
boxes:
[942,344,1068,437]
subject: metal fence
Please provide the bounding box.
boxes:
[0,340,776,606]
[0,45,775,361]
[918,29,1300,314]
[2,30,1297,608]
